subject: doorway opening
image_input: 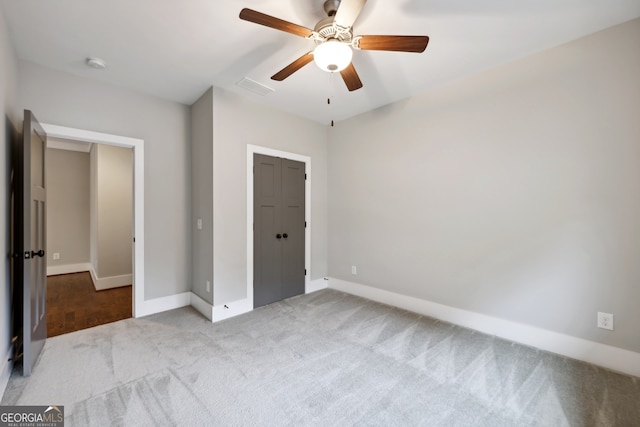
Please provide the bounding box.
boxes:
[45,141,133,336]
[41,124,145,320]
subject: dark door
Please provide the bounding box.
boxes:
[254,154,305,308]
[12,110,48,376]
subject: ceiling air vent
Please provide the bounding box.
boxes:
[236,77,274,96]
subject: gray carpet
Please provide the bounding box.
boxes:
[2,289,639,426]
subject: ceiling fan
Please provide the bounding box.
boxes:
[239,0,429,92]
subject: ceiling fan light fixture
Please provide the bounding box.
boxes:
[313,40,352,72]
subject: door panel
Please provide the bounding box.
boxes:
[280,159,305,299]
[255,205,281,306]
[253,154,305,308]
[31,200,46,328]
[259,163,277,198]
[21,110,47,376]
[254,154,282,307]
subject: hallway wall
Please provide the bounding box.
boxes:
[46,148,90,269]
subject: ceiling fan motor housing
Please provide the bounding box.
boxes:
[314,18,353,44]
[316,0,353,44]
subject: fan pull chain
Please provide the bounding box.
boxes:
[328,95,334,126]
[328,72,336,127]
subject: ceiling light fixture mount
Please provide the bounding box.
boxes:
[85,57,107,70]
[323,0,341,17]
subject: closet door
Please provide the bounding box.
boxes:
[280,158,305,299]
[253,154,305,308]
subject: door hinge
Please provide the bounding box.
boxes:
[304,173,307,180]
[304,221,307,228]
[304,269,307,276]
[133,237,136,243]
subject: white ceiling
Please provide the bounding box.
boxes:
[1,0,639,125]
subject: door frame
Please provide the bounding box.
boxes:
[247,145,311,307]
[41,124,145,317]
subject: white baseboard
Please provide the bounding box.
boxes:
[88,266,132,290]
[306,278,329,293]
[212,298,252,322]
[135,292,191,318]
[206,279,328,323]
[93,274,132,290]
[47,263,91,276]
[0,345,14,400]
[190,292,213,321]
[329,278,640,378]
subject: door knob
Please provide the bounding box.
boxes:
[31,249,45,258]
[276,234,282,239]
[282,233,288,239]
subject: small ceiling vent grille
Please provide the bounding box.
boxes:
[236,77,274,96]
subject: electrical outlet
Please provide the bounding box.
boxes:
[206,280,211,293]
[52,252,60,260]
[351,265,357,275]
[597,312,614,330]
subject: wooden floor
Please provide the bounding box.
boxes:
[46,272,132,337]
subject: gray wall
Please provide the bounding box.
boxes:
[191,88,214,304]
[93,144,133,278]
[0,7,19,374]
[212,88,328,304]
[19,60,191,300]
[90,144,98,271]
[328,19,640,353]
[46,148,90,267]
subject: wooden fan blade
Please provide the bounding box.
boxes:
[271,52,315,81]
[239,8,313,38]
[340,63,363,92]
[357,35,429,53]
[334,0,367,28]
